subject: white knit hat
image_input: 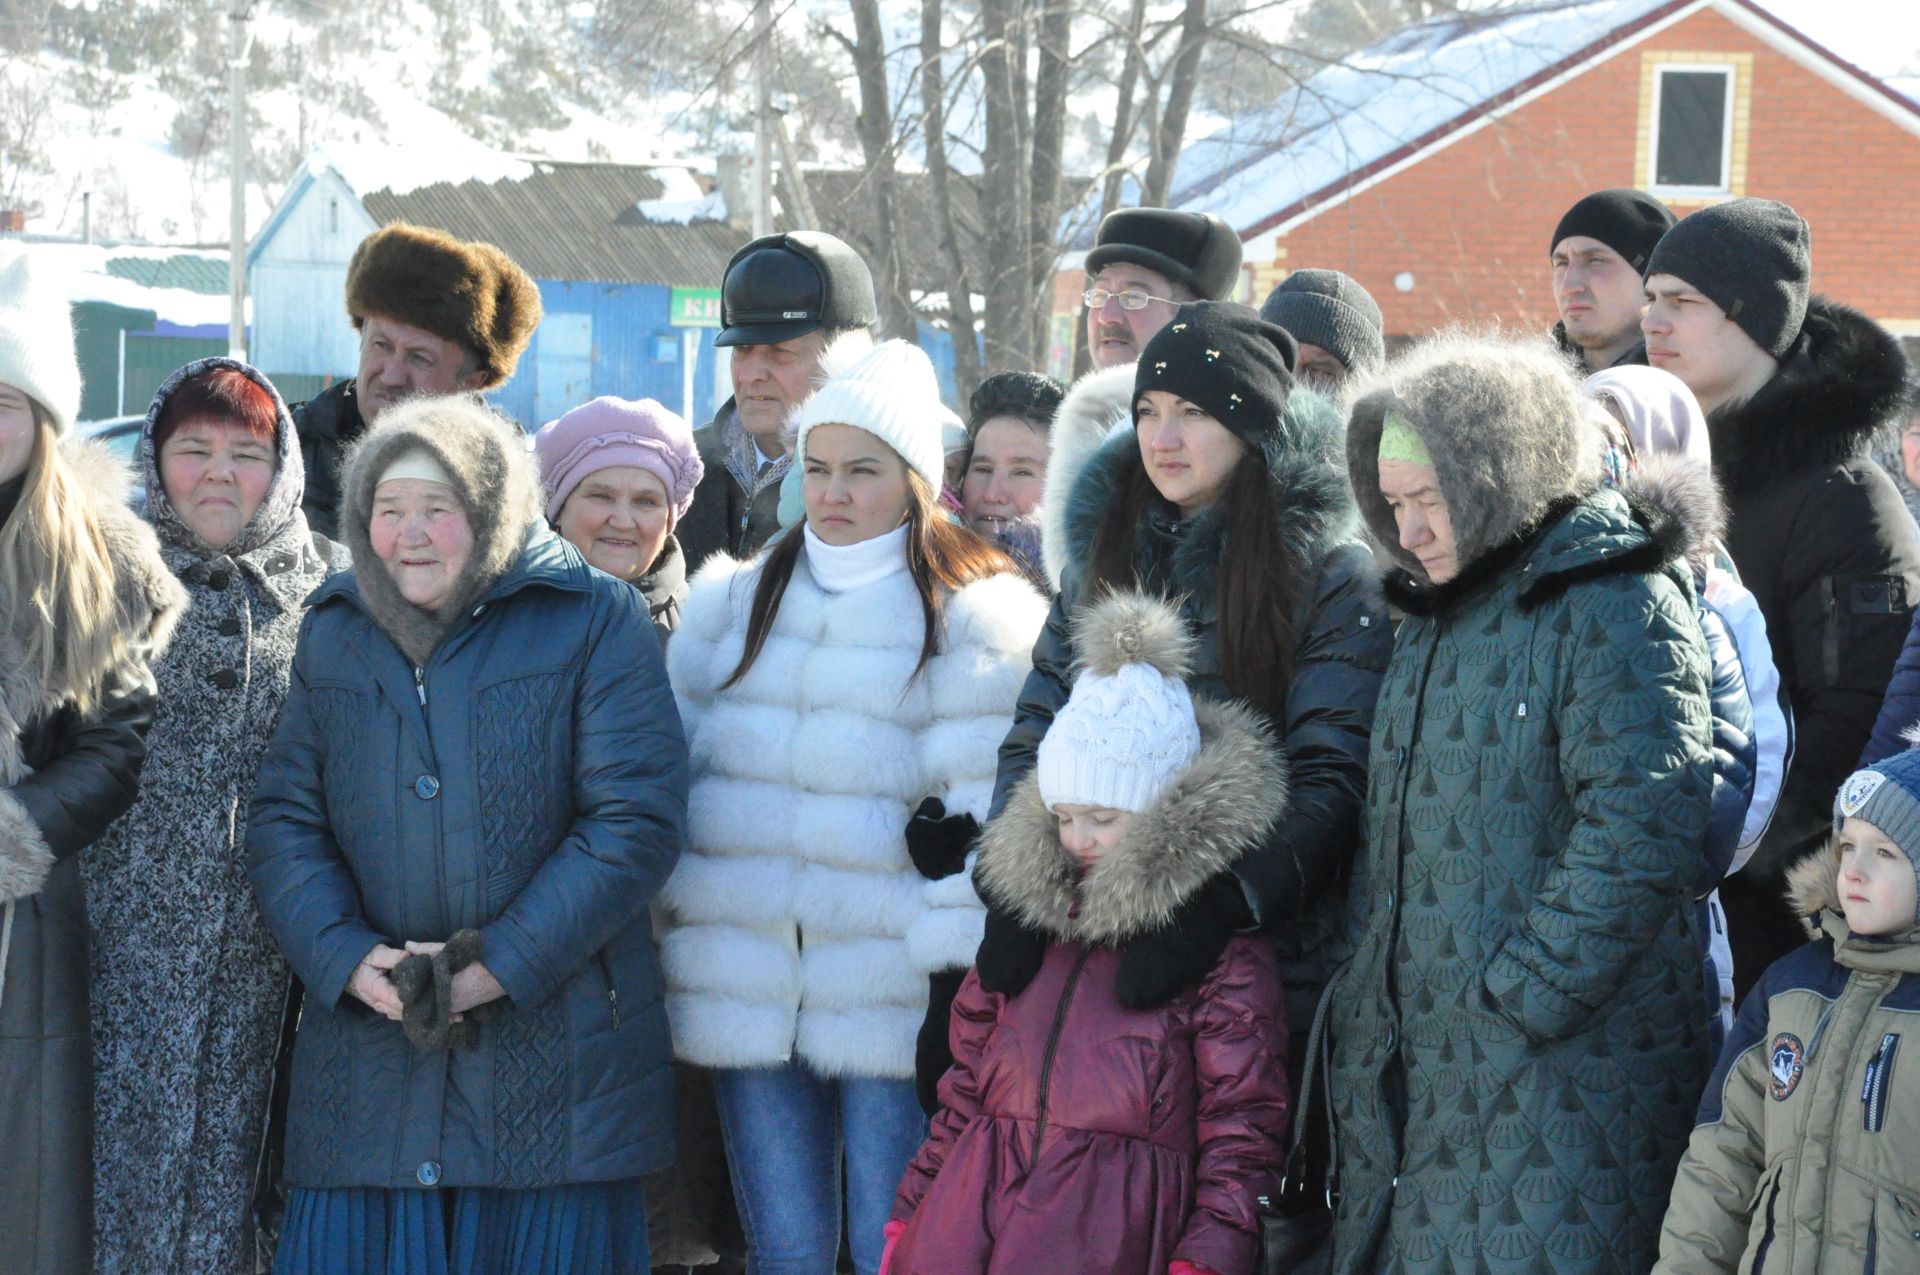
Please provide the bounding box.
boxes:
[1036,592,1203,813]
[0,246,81,434]
[794,340,946,490]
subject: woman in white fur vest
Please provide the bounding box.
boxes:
[662,340,1048,1275]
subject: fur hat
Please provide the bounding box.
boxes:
[1347,332,1601,580]
[0,245,81,433]
[1086,209,1244,301]
[345,223,543,389]
[794,340,946,491]
[339,394,544,664]
[1037,593,1203,813]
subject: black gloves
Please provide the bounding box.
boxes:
[1115,872,1254,1010]
[915,967,968,1115]
[391,929,506,1051]
[974,895,1049,998]
[907,797,979,880]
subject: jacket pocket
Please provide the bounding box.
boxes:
[1744,1160,1785,1274]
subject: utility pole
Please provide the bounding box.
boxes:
[227,1,254,360]
[751,0,772,238]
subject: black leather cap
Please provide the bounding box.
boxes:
[715,230,879,347]
[1086,209,1244,301]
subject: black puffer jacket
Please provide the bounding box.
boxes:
[0,444,186,1275]
[289,378,366,541]
[993,387,1391,1048]
[1707,297,1920,989]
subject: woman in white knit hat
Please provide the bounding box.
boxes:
[0,245,187,1274]
[660,340,1048,1275]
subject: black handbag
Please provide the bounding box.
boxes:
[1259,965,1342,1275]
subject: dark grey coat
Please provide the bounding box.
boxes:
[86,359,345,1274]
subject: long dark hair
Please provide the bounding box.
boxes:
[721,471,1018,690]
[1082,445,1299,721]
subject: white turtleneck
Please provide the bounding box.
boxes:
[803,521,911,594]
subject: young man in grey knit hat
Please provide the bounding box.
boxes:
[1258,267,1385,395]
[1644,196,1920,999]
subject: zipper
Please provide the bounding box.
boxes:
[414,666,427,705]
[1864,1032,1900,1132]
[593,950,621,1031]
[1865,1206,1878,1275]
[1031,948,1092,1154]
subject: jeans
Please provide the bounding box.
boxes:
[713,1061,927,1275]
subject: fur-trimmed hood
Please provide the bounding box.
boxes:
[1785,838,1920,971]
[338,394,544,664]
[1054,378,1355,606]
[1039,362,1135,590]
[1709,296,1912,499]
[1347,331,1604,582]
[975,591,1288,945]
[1617,451,1726,575]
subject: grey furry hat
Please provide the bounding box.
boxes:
[339,394,543,663]
[1346,332,1601,579]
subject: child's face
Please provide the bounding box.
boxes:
[1054,804,1135,867]
[1837,816,1919,936]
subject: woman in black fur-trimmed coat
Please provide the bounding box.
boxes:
[985,301,1391,1090]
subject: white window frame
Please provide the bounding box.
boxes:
[1648,62,1737,199]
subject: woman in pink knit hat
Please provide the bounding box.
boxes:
[534,396,705,641]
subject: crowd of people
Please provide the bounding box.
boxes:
[2,178,1919,1275]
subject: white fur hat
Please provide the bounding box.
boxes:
[0,246,81,433]
[794,340,946,491]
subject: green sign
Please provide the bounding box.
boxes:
[671,287,722,328]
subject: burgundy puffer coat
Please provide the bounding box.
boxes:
[889,592,1293,1275]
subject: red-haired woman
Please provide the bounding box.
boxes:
[660,342,1048,1275]
[85,358,345,1274]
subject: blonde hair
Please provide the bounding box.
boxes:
[0,408,128,714]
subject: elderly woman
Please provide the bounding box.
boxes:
[533,396,703,642]
[86,359,345,1274]
[246,395,688,1275]
[0,247,185,1275]
[1331,334,1717,1275]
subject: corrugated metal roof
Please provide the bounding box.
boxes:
[362,161,748,287]
[103,254,229,295]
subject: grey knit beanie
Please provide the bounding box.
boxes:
[1644,198,1811,359]
[1259,269,1385,373]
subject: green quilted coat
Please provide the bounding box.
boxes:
[1330,487,1718,1275]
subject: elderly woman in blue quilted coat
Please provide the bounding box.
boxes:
[1330,334,1718,1275]
[246,395,688,1275]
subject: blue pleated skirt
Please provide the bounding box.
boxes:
[273,1180,649,1275]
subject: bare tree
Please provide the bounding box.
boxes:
[920,0,982,403]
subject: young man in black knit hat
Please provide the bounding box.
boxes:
[1548,188,1674,372]
[1644,196,1920,997]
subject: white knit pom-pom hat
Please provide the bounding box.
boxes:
[0,246,81,433]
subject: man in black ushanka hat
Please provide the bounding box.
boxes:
[680,230,879,571]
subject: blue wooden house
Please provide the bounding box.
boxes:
[248,150,747,429]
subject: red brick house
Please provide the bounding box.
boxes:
[1055,0,1920,362]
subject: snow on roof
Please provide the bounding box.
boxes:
[2,240,238,326]
[321,141,537,200]
[1168,0,1680,235]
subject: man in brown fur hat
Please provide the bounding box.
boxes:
[291,222,541,537]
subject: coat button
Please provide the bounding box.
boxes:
[415,775,440,799]
[416,1161,441,1186]
[208,669,239,690]
[207,568,230,590]
[218,616,241,637]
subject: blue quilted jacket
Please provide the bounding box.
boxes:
[247,527,688,1190]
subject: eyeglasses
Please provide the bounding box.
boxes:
[1082,288,1181,311]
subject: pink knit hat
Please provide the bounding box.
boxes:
[533,397,705,528]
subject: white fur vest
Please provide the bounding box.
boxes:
[661,546,1046,1078]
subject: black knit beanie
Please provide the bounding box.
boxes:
[1133,301,1296,447]
[1086,210,1244,301]
[1259,269,1385,372]
[1645,198,1811,358]
[1549,189,1676,272]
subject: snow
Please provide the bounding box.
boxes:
[8,241,238,326]
[633,167,729,223]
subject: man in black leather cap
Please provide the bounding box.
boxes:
[680,231,878,572]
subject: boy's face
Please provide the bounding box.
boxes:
[1054,804,1136,868]
[1837,816,1919,936]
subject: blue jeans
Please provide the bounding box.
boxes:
[713,1062,927,1275]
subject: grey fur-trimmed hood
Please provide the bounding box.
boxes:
[338,394,543,664]
[974,591,1288,945]
[1039,362,1135,590]
[1616,451,1725,574]
[1347,331,1603,581]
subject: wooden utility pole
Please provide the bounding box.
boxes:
[752,0,773,238]
[227,0,254,359]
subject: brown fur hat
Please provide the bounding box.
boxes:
[345,223,542,389]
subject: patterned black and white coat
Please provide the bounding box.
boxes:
[84,358,345,1275]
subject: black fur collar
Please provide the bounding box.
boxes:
[1708,296,1911,497]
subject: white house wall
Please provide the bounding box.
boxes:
[250,167,377,378]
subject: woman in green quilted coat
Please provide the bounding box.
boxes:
[1330,334,1719,1275]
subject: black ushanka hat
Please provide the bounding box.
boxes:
[1133,301,1298,447]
